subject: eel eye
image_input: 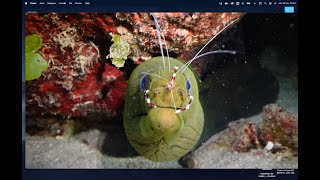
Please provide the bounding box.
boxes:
[140,74,149,91]
[186,78,192,94]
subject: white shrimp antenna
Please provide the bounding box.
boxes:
[151,13,171,72]
[176,17,241,75]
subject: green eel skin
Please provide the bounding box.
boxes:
[124,56,204,162]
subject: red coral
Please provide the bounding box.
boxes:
[26,13,126,118]
[260,104,298,153]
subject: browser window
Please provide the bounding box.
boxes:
[22,0,298,179]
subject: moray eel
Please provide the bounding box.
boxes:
[123,13,241,162]
[123,57,204,162]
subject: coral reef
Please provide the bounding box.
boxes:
[213,104,298,153]
[180,103,298,168]
[115,12,244,61]
[26,13,127,117]
[260,104,298,153]
[25,12,244,118]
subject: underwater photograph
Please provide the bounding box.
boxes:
[24,12,298,168]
